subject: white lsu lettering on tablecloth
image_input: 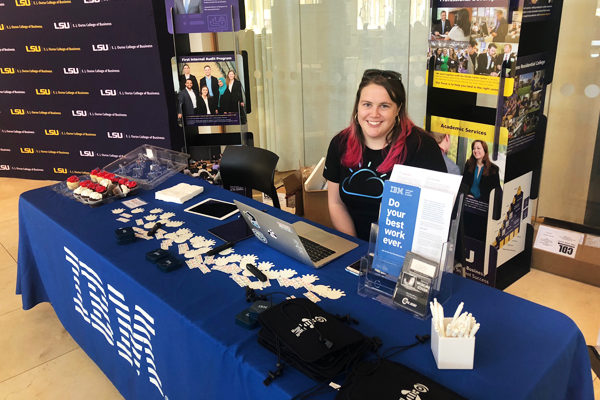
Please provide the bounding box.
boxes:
[65,246,166,398]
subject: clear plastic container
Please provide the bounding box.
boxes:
[102,145,189,190]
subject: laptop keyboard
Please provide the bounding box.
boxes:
[299,236,336,263]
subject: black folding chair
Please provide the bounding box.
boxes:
[220,145,281,209]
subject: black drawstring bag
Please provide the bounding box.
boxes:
[335,358,468,400]
[257,298,380,385]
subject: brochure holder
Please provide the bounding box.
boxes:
[357,192,464,320]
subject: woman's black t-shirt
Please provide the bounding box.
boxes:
[323,128,447,241]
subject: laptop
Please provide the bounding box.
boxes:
[234,200,358,268]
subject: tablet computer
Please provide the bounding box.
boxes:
[207,217,254,242]
[184,198,238,220]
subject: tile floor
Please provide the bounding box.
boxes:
[0,177,599,399]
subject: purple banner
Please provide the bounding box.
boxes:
[0,0,171,180]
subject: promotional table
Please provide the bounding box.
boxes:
[17,175,593,400]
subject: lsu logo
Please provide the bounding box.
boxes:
[107,132,123,139]
[26,46,41,52]
[54,22,70,29]
[0,165,10,171]
[53,168,67,174]
[0,68,15,74]
[36,89,51,95]
[79,150,94,157]
[83,0,101,3]
[72,110,87,117]
[100,89,116,96]
[92,44,109,52]
[45,129,59,136]
[10,109,25,115]
[63,67,79,75]
[15,0,30,6]
[20,148,34,154]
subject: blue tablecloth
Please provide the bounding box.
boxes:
[17,174,593,400]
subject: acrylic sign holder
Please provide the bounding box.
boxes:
[357,193,464,320]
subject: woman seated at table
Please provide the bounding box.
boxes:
[462,140,501,203]
[323,69,447,241]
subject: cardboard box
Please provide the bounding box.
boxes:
[265,169,304,216]
[532,222,600,288]
[303,158,334,229]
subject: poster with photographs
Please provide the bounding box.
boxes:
[502,54,547,155]
[430,117,507,205]
[428,3,522,94]
[172,52,249,127]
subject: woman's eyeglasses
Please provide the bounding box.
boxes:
[363,69,402,81]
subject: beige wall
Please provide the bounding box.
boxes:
[537,0,600,223]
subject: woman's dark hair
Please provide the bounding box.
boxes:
[466,140,493,176]
[339,72,420,173]
[455,9,471,37]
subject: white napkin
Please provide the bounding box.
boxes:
[155,183,204,204]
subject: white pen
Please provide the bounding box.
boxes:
[450,302,464,329]
[430,302,439,331]
[446,322,453,337]
[469,323,480,338]
[466,313,473,332]
[437,303,445,337]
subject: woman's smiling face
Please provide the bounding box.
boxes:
[357,83,400,149]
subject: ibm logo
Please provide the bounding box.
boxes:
[92,44,109,52]
[26,45,41,52]
[10,109,25,115]
[15,0,30,6]
[63,68,79,75]
[0,165,10,171]
[20,148,34,154]
[45,129,60,136]
[79,150,94,157]
[36,89,51,95]
[100,89,117,96]
[54,22,70,29]
[53,168,67,174]
[72,110,87,117]
[107,132,123,139]
[1,68,15,74]
[64,247,165,398]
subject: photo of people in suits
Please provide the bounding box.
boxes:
[173,0,202,15]
[428,40,518,77]
[172,53,249,127]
